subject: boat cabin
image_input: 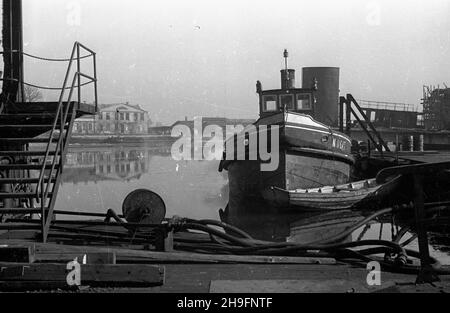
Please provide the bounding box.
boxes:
[256,50,317,118]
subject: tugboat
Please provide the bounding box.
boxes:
[219,50,354,216]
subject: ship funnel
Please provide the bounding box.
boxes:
[302,67,340,126]
[281,69,295,89]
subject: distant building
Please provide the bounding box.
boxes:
[170,117,255,134]
[357,100,420,129]
[148,126,172,136]
[423,86,450,130]
[148,117,255,136]
[73,102,151,135]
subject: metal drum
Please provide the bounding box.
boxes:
[122,189,166,224]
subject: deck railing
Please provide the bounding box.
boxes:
[357,99,418,113]
[36,42,98,242]
[0,42,98,242]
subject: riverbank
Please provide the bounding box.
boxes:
[70,135,176,145]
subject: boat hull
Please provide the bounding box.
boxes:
[221,111,353,214]
[226,149,352,213]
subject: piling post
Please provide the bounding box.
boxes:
[413,174,439,284]
[409,135,414,152]
[345,99,351,135]
[419,134,424,152]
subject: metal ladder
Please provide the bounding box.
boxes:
[339,93,390,152]
[0,42,98,242]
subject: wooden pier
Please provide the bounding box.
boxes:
[0,239,450,293]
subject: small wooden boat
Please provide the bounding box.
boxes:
[262,175,401,211]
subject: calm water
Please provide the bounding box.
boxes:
[56,142,450,264]
[58,142,228,220]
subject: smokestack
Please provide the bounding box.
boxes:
[280,69,295,89]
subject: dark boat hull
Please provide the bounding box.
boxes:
[227,149,352,213]
[221,112,353,213]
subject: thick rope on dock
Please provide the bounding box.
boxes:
[166,204,450,275]
[4,202,450,275]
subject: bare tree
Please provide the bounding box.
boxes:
[23,85,43,102]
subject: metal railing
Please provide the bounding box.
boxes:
[339,94,390,153]
[357,99,418,113]
[0,46,98,108]
[21,42,98,242]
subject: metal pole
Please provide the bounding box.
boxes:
[339,97,345,133]
[93,52,98,112]
[413,174,439,284]
[345,99,351,135]
[77,43,81,104]
[41,179,46,242]
[395,133,399,164]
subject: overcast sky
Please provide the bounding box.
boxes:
[21,0,450,124]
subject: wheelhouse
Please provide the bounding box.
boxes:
[258,88,316,118]
[256,49,317,118]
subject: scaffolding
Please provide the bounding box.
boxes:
[422,84,450,131]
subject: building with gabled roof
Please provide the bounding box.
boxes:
[73,102,151,135]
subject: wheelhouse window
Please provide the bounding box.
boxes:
[280,94,295,110]
[297,93,312,110]
[262,95,278,112]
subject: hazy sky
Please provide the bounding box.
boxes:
[21,0,450,124]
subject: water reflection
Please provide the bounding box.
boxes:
[64,145,157,183]
[58,142,228,219]
[57,142,450,264]
[221,204,450,264]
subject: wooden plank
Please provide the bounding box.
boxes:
[0,263,164,287]
[37,252,116,264]
[29,242,335,264]
[0,245,35,263]
[117,254,336,265]
[36,250,335,265]
[0,230,39,240]
[86,252,116,264]
[0,280,76,292]
[160,264,412,293]
[209,279,397,293]
[0,240,336,264]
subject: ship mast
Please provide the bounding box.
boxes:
[284,49,289,72]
